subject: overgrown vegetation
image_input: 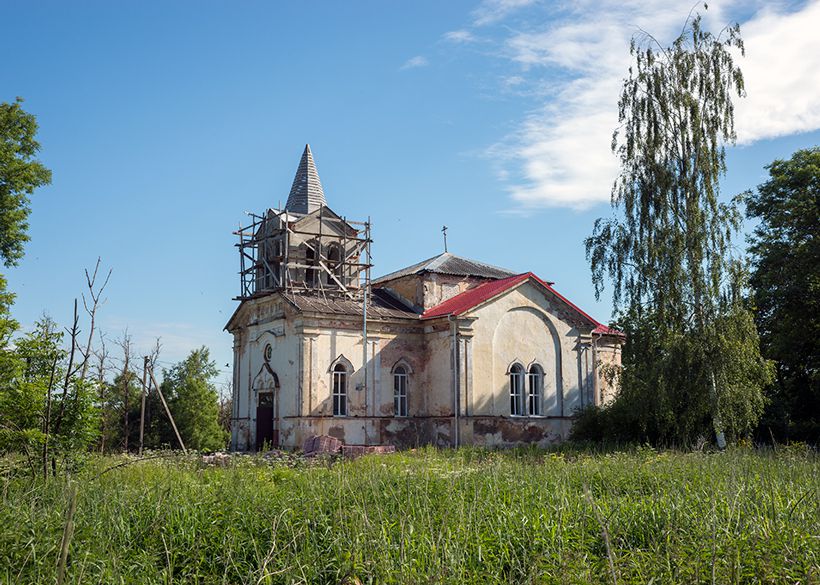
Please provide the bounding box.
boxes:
[584,10,773,445]
[0,447,817,584]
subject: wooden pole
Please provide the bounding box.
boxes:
[138,356,148,456]
[147,367,187,454]
[122,349,130,452]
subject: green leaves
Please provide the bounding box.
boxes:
[747,147,820,442]
[584,10,768,445]
[0,98,52,267]
[161,348,227,452]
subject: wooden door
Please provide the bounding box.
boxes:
[256,392,275,450]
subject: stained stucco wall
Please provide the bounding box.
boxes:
[464,282,594,420]
[230,292,431,450]
[378,274,494,312]
[230,281,618,451]
[595,339,622,405]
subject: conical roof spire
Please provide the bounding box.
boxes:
[285,144,326,214]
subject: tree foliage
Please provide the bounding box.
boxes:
[97,371,142,452]
[0,98,52,267]
[746,147,820,443]
[0,308,99,475]
[161,347,226,452]
[583,11,772,445]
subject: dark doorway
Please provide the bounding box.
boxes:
[256,392,276,450]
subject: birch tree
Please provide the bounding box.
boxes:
[584,10,772,444]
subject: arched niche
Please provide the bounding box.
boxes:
[492,306,564,415]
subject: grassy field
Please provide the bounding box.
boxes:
[0,446,818,584]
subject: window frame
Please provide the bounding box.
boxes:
[332,363,347,416]
[393,365,408,417]
[527,364,543,416]
[509,363,525,416]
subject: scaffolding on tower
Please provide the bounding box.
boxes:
[233,207,372,302]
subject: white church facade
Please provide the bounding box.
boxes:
[226,146,623,450]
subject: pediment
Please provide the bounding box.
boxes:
[290,205,356,237]
[464,277,598,332]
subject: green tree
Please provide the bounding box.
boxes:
[746,147,820,443]
[98,371,143,452]
[161,347,226,451]
[0,98,52,267]
[0,313,99,475]
[584,10,772,445]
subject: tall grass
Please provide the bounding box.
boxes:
[0,446,817,584]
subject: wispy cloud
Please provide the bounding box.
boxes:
[452,0,820,211]
[401,55,429,70]
[471,0,539,26]
[443,29,477,43]
[100,316,229,368]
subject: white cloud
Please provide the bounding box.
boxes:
[464,0,820,210]
[735,1,820,143]
[472,0,539,26]
[443,29,476,43]
[401,55,429,70]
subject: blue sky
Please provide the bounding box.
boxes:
[3,0,819,388]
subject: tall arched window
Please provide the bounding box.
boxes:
[509,364,525,416]
[527,364,543,416]
[305,243,318,288]
[332,363,347,416]
[393,365,408,416]
[326,243,342,286]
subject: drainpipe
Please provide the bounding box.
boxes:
[592,331,603,406]
[449,315,460,448]
[362,273,368,401]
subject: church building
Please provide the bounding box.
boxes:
[226,146,623,451]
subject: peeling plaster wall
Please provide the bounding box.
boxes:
[595,338,622,405]
[422,274,493,310]
[463,282,594,442]
[379,274,493,312]
[229,279,619,451]
[229,294,299,451]
[230,291,436,449]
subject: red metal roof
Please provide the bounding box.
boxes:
[593,324,624,337]
[421,273,530,319]
[421,272,625,337]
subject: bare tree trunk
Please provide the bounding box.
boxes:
[117,333,132,453]
[78,258,111,384]
[95,334,109,454]
[139,356,148,456]
[51,300,81,474]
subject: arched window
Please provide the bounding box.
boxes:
[527,364,543,416]
[326,243,342,286]
[509,364,525,416]
[305,243,318,288]
[332,363,347,416]
[393,365,408,416]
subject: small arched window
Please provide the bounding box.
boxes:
[509,364,525,416]
[332,363,347,416]
[393,365,408,417]
[527,364,543,416]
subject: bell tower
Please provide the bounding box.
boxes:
[234,145,372,300]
